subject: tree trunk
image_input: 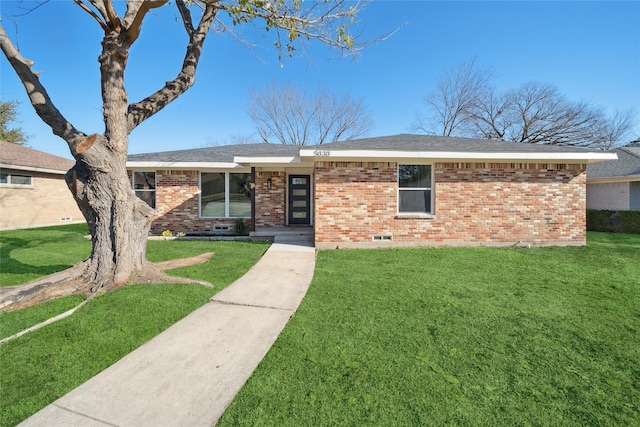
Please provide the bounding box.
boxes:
[69,148,155,292]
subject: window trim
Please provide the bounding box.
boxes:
[0,172,33,187]
[397,164,434,216]
[199,171,251,218]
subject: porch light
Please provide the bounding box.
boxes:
[267,178,272,190]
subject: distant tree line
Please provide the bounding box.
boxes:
[414,58,637,149]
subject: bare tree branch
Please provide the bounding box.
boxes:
[73,0,109,31]
[593,108,637,150]
[125,0,169,44]
[414,58,493,136]
[0,25,85,151]
[416,59,630,148]
[248,83,373,145]
[126,1,218,131]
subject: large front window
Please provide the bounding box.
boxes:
[132,171,156,209]
[398,164,432,214]
[201,172,251,217]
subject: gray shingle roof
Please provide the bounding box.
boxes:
[587,147,640,179]
[0,140,75,171]
[128,143,300,163]
[320,134,605,153]
[127,134,607,163]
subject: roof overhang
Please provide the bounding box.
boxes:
[299,148,617,163]
[126,161,246,170]
[587,175,640,184]
[233,156,306,167]
[0,163,68,175]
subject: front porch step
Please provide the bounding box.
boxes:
[250,227,314,245]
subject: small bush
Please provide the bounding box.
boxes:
[586,209,640,234]
[233,218,247,236]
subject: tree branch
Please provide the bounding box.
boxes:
[73,0,109,32]
[126,1,218,131]
[0,25,86,152]
[125,0,168,44]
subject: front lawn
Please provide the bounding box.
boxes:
[0,224,270,426]
[219,232,640,426]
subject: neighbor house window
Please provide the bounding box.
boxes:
[200,172,251,218]
[398,164,432,214]
[0,172,33,186]
[132,171,156,209]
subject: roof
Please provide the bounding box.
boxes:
[586,147,640,182]
[127,134,615,169]
[0,140,75,174]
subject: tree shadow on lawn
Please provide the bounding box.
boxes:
[0,236,83,281]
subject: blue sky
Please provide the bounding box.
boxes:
[1,1,639,159]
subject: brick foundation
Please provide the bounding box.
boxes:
[314,161,587,248]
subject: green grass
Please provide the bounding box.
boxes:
[0,223,92,287]
[0,224,270,427]
[218,232,640,426]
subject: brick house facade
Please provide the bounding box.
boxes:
[127,135,614,247]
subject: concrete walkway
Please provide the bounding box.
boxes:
[19,242,316,427]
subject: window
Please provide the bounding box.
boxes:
[398,164,432,214]
[0,172,33,186]
[201,172,251,218]
[132,171,156,208]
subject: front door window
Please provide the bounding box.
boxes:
[288,175,311,225]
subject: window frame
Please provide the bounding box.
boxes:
[199,171,252,218]
[397,164,434,216]
[131,171,156,209]
[0,172,33,187]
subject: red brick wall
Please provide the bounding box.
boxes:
[151,170,246,234]
[255,171,286,227]
[314,161,587,248]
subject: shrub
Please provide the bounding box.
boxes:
[233,218,247,236]
[586,209,640,234]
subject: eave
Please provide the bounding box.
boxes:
[298,148,618,164]
[0,163,69,175]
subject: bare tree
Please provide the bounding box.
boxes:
[0,0,367,311]
[248,83,373,145]
[414,58,493,136]
[469,82,604,146]
[592,108,637,150]
[417,59,636,148]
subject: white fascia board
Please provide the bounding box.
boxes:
[299,149,618,162]
[233,156,302,165]
[0,163,68,175]
[126,161,243,170]
[587,174,640,184]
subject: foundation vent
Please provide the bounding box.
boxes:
[372,235,393,241]
[214,225,231,231]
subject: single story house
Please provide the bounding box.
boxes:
[0,140,84,230]
[586,145,640,210]
[127,134,615,248]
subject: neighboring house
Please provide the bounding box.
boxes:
[0,140,83,230]
[127,134,615,248]
[586,146,640,210]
